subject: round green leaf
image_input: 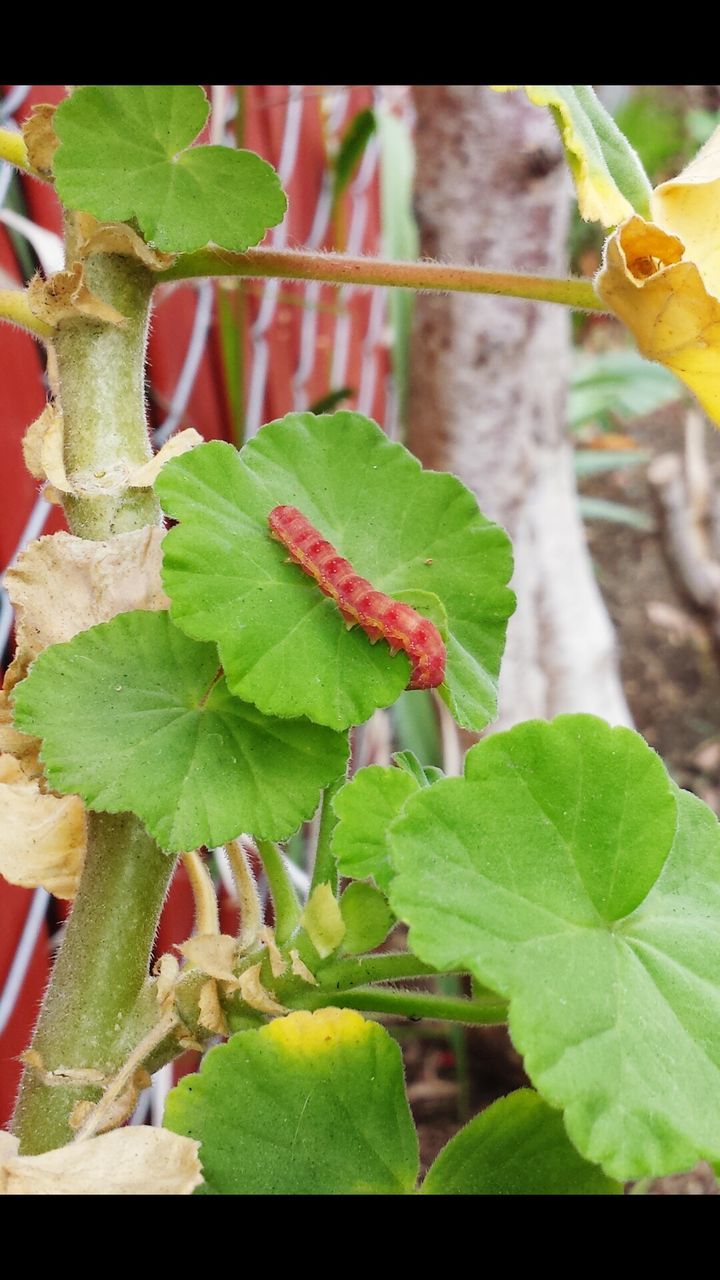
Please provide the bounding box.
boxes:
[340,881,395,953]
[53,85,287,254]
[422,1090,620,1195]
[11,610,348,852]
[156,412,515,732]
[332,764,421,890]
[163,1007,419,1194]
[388,715,720,1180]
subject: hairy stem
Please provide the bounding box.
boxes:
[54,252,160,538]
[0,127,34,175]
[310,774,345,895]
[0,289,53,339]
[13,814,175,1153]
[256,839,302,944]
[298,985,508,1025]
[157,246,605,311]
[315,951,451,990]
[12,241,173,1154]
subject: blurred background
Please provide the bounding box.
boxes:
[2,84,720,1191]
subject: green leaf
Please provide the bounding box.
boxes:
[53,85,287,254]
[331,108,376,209]
[578,496,655,532]
[574,450,650,479]
[569,349,681,431]
[163,1007,419,1194]
[392,749,443,787]
[332,764,420,890]
[388,715,720,1179]
[340,881,395,953]
[494,86,652,226]
[11,610,348,852]
[422,1090,621,1195]
[156,412,515,732]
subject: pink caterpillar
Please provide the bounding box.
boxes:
[268,505,446,691]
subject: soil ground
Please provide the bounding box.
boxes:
[400,402,720,1194]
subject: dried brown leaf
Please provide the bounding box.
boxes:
[27,263,126,328]
[177,933,240,988]
[4,527,169,689]
[0,765,86,898]
[198,979,229,1037]
[0,1126,202,1196]
[22,104,59,178]
[74,212,176,272]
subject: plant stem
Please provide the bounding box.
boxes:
[0,127,33,175]
[158,246,605,312]
[256,839,302,944]
[12,239,172,1155]
[13,814,175,1153]
[0,288,53,339]
[310,774,345,895]
[315,951,451,990]
[54,251,160,538]
[299,985,508,1025]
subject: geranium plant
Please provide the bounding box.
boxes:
[0,84,719,1195]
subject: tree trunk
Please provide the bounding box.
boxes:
[408,85,631,730]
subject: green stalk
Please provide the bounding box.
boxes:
[13,814,175,1153]
[54,252,160,538]
[158,246,605,312]
[256,839,302,944]
[310,774,345,895]
[298,985,508,1025]
[315,951,449,990]
[12,245,174,1154]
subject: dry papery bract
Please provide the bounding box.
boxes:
[0,1126,202,1195]
[27,262,126,328]
[3,525,169,691]
[22,404,201,499]
[0,752,85,898]
[21,103,59,178]
[73,212,176,273]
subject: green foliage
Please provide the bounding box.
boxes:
[11,610,348,851]
[53,85,286,254]
[389,714,720,1180]
[570,350,682,433]
[614,91,685,181]
[331,108,376,209]
[156,412,515,733]
[339,881,395,953]
[332,764,421,890]
[163,1008,419,1194]
[422,1090,621,1195]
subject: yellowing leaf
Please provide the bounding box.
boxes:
[0,758,85,898]
[0,1126,202,1196]
[652,123,720,300]
[492,85,651,226]
[596,216,720,426]
[3,527,168,689]
[301,882,346,959]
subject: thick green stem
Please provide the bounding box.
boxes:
[158,246,605,312]
[12,242,172,1154]
[256,839,302,944]
[54,252,160,538]
[13,814,175,1153]
[298,985,508,1025]
[310,774,345,895]
[316,951,450,990]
